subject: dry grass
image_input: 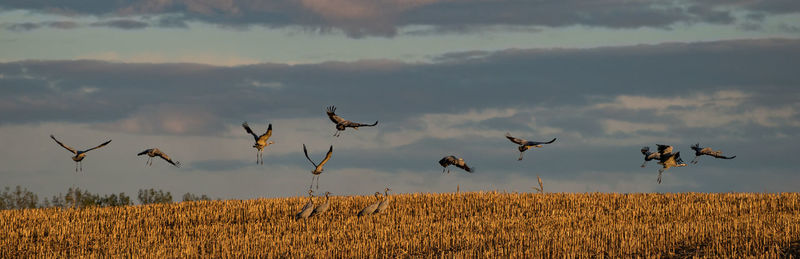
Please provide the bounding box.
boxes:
[2,192,799,257]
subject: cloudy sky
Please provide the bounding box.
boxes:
[2,0,799,200]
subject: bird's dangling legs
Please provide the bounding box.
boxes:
[315,175,320,190]
[691,156,699,164]
[518,152,524,161]
[309,176,315,191]
[442,168,446,174]
[75,162,79,172]
[641,161,648,168]
[79,161,83,172]
[657,169,664,184]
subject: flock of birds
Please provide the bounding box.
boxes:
[48,105,737,218]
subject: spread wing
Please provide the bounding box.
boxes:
[457,163,474,173]
[505,133,526,145]
[50,135,77,154]
[528,138,557,145]
[83,139,112,153]
[656,144,673,155]
[137,149,153,156]
[302,144,317,167]
[317,145,334,167]
[326,106,346,124]
[258,123,273,142]
[712,154,736,159]
[242,122,259,141]
[155,150,181,167]
[439,156,455,167]
[343,121,378,128]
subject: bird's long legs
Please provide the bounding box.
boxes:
[641,161,649,168]
[316,175,320,190]
[79,161,82,172]
[309,175,315,191]
[518,152,524,161]
[657,169,664,184]
[691,156,700,164]
[333,130,341,137]
[75,162,79,172]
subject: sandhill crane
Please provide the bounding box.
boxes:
[295,190,315,220]
[310,191,331,217]
[242,122,274,164]
[326,106,378,137]
[303,144,333,190]
[50,135,112,172]
[137,148,181,167]
[358,192,382,217]
[439,155,475,174]
[505,133,556,160]
[375,188,391,214]
[654,145,687,184]
[640,146,661,168]
[690,143,736,164]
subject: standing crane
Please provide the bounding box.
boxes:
[505,133,556,160]
[295,190,315,220]
[303,144,334,190]
[326,106,378,137]
[137,148,181,167]
[375,188,391,214]
[310,191,331,217]
[690,143,736,164]
[358,192,382,217]
[50,135,112,172]
[439,155,475,174]
[242,122,274,164]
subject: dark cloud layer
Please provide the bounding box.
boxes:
[2,0,800,37]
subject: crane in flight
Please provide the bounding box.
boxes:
[242,122,274,164]
[50,135,111,172]
[438,155,475,174]
[303,144,334,190]
[326,106,378,137]
[505,133,556,160]
[690,143,736,164]
[137,148,181,167]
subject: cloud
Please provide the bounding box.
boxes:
[2,1,800,37]
[90,19,149,30]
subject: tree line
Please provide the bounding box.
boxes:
[0,186,215,210]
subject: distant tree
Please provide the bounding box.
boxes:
[0,186,39,210]
[182,192,212,202]
[138,188,173,204]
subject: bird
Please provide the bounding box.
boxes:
[242,122,274,164]
[326,106,378,137]
[295,190,315,220]
[640,146,661,168]
[310,191,331,217]
[439,155,475,174]
[375,188,391,214]
[654,145,687,184]
[358,192,382,217]
[505,133,556,160]
[137,148,181,167]
[50,135,112,172]
[690,143,736,164]
[303,144,334,190]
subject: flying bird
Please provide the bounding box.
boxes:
[326,106,378,137]
[303,144,334,190]
[640,146,661,168]
[358,192,382,217]
[310,191,331,218]
[50,135,111,172]
[439,155,475,174]
[137,148,181,167]
[505,133,556,160]
[690,143,736,164]
[242,122,274,164]
[375,188,391,214]
[654,145,687,184]
[295,190,315,220]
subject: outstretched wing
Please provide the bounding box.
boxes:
[137,149,153,156]
[154,150,181,167]
[656,144,673,155]
[242,122,259,141]
[50,135,77,154]
[439,156,455,167]
[83,139,112,153]
[457,163,474,173]
[712,154,736,159]
[505,133,526,145]
[317,145,334,167]
[302,144,317,167]
[326,106,346,124]
[344,121,378,128]
[528,138,557,145]
[258,123,273,141]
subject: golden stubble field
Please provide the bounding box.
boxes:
[2,192,799,257]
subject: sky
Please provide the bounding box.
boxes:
[1,0,799,200]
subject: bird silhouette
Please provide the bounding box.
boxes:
[242,122,274,164]
[505,133,556,160]
[439,155,475,174]
[50,135,111,172]
[303,144,333,190]
[137,148,180,167]
[690,143,736,164]
[654,145,687,184]
[640,146,661,168]
[326,106,378,137]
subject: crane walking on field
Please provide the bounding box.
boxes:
[358,192,382,217]
[50,135,112,172]
[137,148,181,167]
[310,192,331,217]
[295,190,315,220]
[690,143,736,164]
[505,133,556,160]
[326,106,378,137]
[242,122,274,164]
[303,144,334,190]
[375,188,391,214]
[439,155,475,174]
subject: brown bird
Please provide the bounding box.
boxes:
[326,106,378,137]
[505,133,556,160]
[242,122,274,164]
[50,135,111,172]
[640,146,661,168]
[438,155,475,174]
[654,145,687,184]
[137,148,181,167]
[303,144,334,190]
[358,192,382,217]
[690,143,736,164]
